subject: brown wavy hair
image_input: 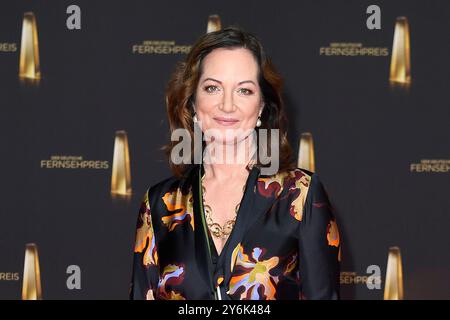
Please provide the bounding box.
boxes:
[162,25,296,178]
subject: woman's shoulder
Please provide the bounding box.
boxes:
[281,167,325,189]
[272,167,333,223]
[258,166,316,189]
[258,167,329,206]
[260,166,314,178]
[143,165,197,200]
[281,167,328,200]
[284,168,334,218]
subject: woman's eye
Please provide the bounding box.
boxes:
[204,85,219,93]
[238,88,253,95]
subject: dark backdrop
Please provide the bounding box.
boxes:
[1,0,449,299]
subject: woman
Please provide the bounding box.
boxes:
[129,26,341,300]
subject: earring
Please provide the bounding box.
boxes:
[256,104,264,127]
[256,116,261,127]
[193,113,198,123]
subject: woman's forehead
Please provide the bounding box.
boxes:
[201,48,258,79]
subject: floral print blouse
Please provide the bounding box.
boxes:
[129,164,341,300]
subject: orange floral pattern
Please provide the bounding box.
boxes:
[134,191,158,267]
[157,264,186,300]
[228,245,280,300]
[327,219,340,247]
[257,169,311,222]
[287,170,311,221]
[161,187,194,231]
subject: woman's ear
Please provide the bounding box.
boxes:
[259,103,264,116]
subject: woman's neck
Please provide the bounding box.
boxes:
[202,134,256,182]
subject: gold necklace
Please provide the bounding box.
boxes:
[201,175,246,239]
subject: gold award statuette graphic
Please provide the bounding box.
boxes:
[19,12,41,84]
[22,243,42,300]
[389,17,411,87]
[384,246,404,300]
[297,132,315,172]
[207,14,221,33]
[111,130,132,198]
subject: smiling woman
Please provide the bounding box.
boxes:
[194,48,262,139]
[129,26,341,300]
[163,25,295,178]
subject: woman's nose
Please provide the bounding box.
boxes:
[219,90,236,113]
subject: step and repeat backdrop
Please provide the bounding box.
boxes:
[0,0,449,299]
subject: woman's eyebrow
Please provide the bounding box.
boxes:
[202,77,256,86]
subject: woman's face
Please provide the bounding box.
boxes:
[194,47,263,145]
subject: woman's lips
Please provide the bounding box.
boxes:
[213,117,239,126]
